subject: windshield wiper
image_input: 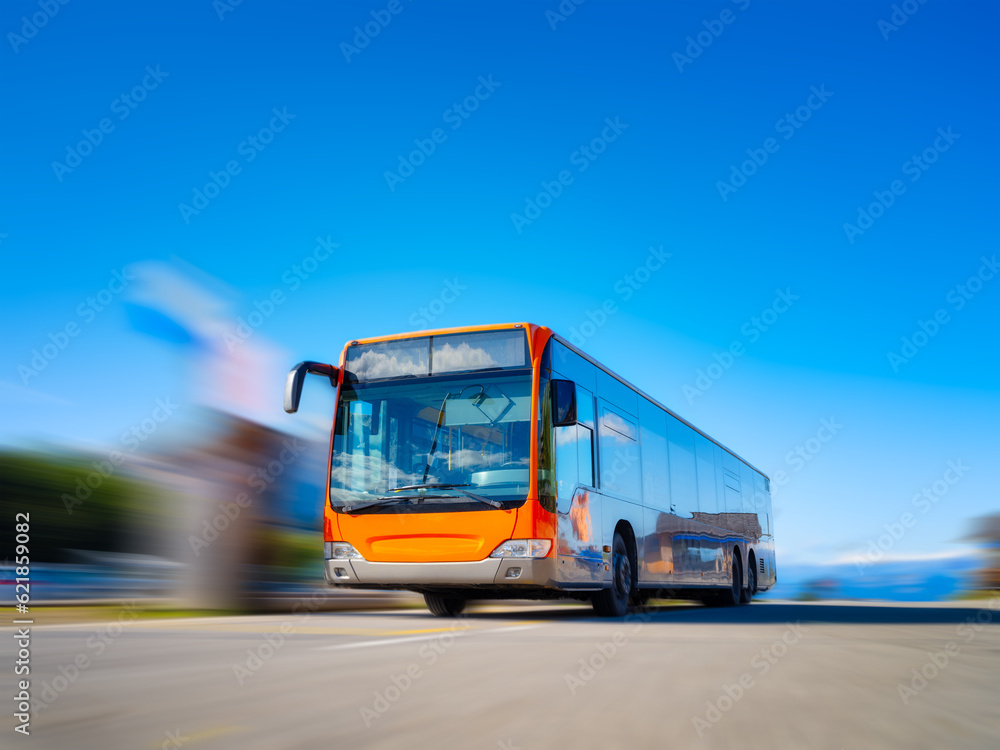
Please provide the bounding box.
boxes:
[344,495,422,513]
[390,483,502,509]
[390,483,470,491]
[345,485,502,513]
[421,393,457,484]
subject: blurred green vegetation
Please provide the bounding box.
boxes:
[1,450,161,563]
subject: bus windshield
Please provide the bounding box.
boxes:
[330,370,533,512]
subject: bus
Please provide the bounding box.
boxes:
[284,323,775,617]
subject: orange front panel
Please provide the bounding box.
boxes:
[511,501,557,543]
[337,508,518,562]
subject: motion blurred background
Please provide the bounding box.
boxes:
[1,0,998,609]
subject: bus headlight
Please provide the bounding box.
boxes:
[489,539,552,558]
[325,542,364,560]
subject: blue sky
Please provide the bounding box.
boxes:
[1,0,997,566]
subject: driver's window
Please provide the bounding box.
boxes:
[556,423,594,513]
[555,373,595,511]
[555,424,579,512]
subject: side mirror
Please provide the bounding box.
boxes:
[284,361,338,414]
[551,379,577,426]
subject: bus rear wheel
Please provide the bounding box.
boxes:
[592,532,632,617]
[702,556,742,607]
[424,592,467,617]
[741,556,757,604]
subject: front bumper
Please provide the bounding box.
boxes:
[324,556,559,588]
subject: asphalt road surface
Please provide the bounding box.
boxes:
[5,599,999,749]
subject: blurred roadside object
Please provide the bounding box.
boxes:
[124,259,325,610]
[965,513,1000,590]
[760,553,980,601]
[796,577,840,601]
[0,442,399,610]
[167,411,302,610]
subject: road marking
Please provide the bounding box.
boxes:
[478,624,543,635]
[127,621,464,636]
[146,725,246,748]
[320,622,543,651]
[322,631,472,650]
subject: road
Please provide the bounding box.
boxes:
[5,599,999,749]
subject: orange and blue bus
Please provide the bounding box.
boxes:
[285,323,775,616]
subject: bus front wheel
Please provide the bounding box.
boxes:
[592,532,632,617]
[424,592,467,617]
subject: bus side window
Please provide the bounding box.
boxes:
[555,422,594,511]
[576,385,595,487]
[598,404,640,498]
[554,384,594,512]
[578,425,593,487]
[555,425,579,511]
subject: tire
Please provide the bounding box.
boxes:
[741,556,757,604]
[424,592,466,617]
[708,554,742,608]
[592,532,632,617]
